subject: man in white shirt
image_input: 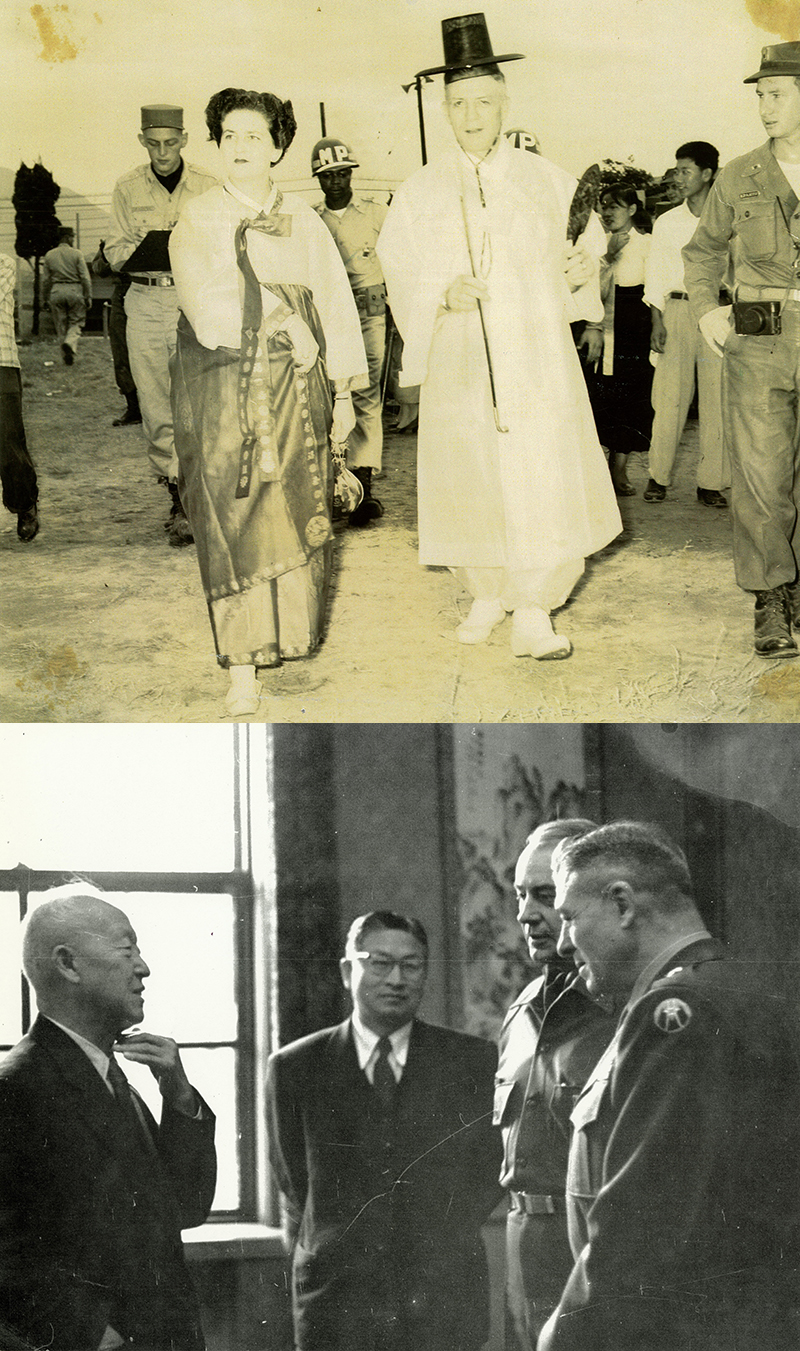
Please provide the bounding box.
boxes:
[266,910,502,1351]
[644,141,730,507]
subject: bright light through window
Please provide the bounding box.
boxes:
[0,726,236,872]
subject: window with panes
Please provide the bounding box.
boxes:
[0,724,272,1221]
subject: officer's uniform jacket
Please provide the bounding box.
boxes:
[106,161,218,274]
[540,935,800,1351]
[683,141,800,323]
[495,967,614,1196]
[313,195,387,293]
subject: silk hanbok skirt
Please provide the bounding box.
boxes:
[171,283,334,668]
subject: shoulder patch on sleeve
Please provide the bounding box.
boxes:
[653,998,693,1033]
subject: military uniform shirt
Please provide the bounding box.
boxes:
[106,160,218,274]
[313,195,388,291]
[683,140,800,322]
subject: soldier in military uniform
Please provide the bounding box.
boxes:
[106,105,217,545]
[312,137,387,526]
[684,43,800,657]
[539,820,800,1351]
[496,818,614,1349]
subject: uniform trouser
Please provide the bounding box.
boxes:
[648,298,730,490]
[347,313,385,470]
[455,559,585,614]
[124,282,180,480]
[110,277,136,397]
[505,1209,574,1350]
[49,284,86,352]
[722,300,800,591]
[0,367,38,515]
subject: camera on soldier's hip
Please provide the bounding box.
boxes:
[732,300,782,336]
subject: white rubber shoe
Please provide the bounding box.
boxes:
[456,598,507,644]
[510,607,572,660]
[225,665,262,717]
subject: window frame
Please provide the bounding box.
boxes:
[0,725,273,1226]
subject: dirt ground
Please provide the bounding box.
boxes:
[2,331,800,724]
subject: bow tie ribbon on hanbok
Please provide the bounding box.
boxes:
[233,201,294,498]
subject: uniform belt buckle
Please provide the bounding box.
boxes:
[157,275,174,288]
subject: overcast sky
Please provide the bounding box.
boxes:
[1,0,796,197]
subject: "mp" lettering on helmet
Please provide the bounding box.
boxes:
[311,137,360,175]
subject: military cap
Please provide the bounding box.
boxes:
[744,43,800,83]
[141,104,184,130]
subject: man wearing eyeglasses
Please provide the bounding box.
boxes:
[266,910,502,1351]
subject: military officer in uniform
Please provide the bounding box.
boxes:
[496,818,614,1348]
[539,820,800,1351]
[684,43,800,657]
[312,137,387,526]
[106,105,217,545]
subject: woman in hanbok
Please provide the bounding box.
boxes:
[170,88,367,716]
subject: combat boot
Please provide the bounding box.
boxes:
[112,392,142,427]
[164,480,194,548]
[348,467,384,527]
[753,587,798,658]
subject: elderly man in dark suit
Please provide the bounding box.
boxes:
[266,909,503,1351]
[0,883,217,1351]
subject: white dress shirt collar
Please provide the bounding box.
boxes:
[350,1009,413,1080]
[41,1014,113,1088]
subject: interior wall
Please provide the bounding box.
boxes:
[450,725,588,1038]
[598,725,800,1023]
[330,723,454,1025]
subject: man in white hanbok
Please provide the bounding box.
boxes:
[377,14,621,659]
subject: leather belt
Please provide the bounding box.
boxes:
[509,1191,565,1215]
[736,284,800,303]
[353,282,386,317]
[667,290,689,300]
[129,274,175,287]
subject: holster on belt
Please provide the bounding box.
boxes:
[354,283,386,318]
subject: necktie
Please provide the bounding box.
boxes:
[106,1054,149,1151]
[372,1036,396,1112]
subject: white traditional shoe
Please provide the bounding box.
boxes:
[510,607,572,660]
[456,598,507,644]
[225,666,262,717]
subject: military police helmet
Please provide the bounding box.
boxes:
[311,137,359,176]
[505,127,540,154]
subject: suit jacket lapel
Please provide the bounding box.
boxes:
[31,1017,164,1191]
[31,1016,125,1145]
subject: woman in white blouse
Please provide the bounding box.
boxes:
[169,88,367,717]
[580,184,653,497]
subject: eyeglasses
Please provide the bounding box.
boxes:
[353,952,427,979]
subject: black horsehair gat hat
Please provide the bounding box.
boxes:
[416,12,524,83]
[744,42,800,83]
